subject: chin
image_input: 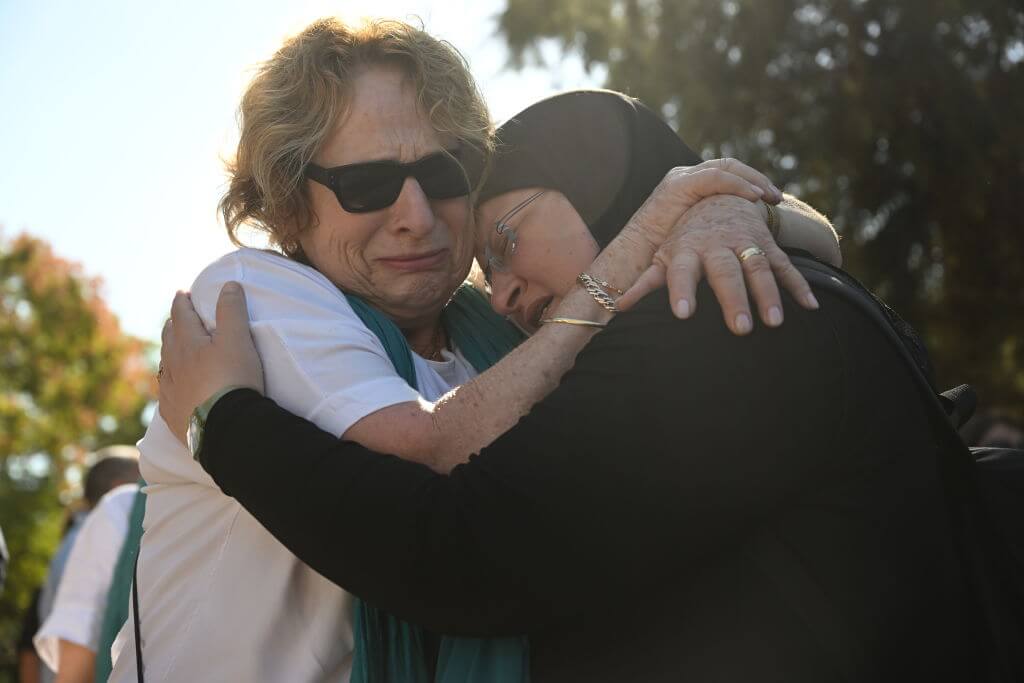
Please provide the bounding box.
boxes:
[380,272,460,321]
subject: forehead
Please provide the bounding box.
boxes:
[318,63,453,166]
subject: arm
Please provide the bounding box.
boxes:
[163,170,776,473]
[197,284,845,635]
[771,194,841,267]
[421,184,841,467]
[19,651,42,683]
[53,640,94,683]
[345,214,655,472]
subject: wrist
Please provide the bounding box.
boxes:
[188,385,258,462]
[545,283,614,337]
[198,384,256,417]
[616,221,662,255]
[757,200,781,241]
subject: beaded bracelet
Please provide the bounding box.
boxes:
[578,272,619,313]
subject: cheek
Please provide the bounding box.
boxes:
[437,199,475,256]
[302,213,377,284]
[536,235,600,297]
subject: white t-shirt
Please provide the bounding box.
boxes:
[35,484,138,672]
[109,248,477,683]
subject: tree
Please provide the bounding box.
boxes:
[0,232,154,681]
[497,0,1024,418]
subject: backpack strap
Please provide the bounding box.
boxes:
[133,552,144,683]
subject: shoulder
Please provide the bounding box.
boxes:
[595,284,843,400]
[193,248,334,290]
[78,484,139,544]
[189,248,360,331]
[93,484,140,524]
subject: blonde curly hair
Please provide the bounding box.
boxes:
[219,17,493,254]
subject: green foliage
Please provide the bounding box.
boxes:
[498,0,1024,418]
[0,233,154,681]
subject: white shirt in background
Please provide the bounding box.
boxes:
[109,248,477,683]
[35,484,138,673]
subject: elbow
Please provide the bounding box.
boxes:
[376,433,451,475]
[418,418,459,475]
[390,409,455,475]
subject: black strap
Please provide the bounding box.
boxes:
[792,256,1023,682]
[132,552,144,683]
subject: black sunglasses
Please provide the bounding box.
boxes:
[305,150,476,214]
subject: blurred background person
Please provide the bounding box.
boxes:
[16,591,43,683]
[31,447,139,683]
[0,525,7,595]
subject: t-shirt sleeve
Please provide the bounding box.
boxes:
[34,486,137,671]
[190,250,422,437]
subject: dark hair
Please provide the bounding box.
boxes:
[84,447,140,507]
[478,89,701,249]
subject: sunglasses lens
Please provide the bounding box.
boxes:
[414,153,471,200]
[334,164,404,213]
[326,152,471,213]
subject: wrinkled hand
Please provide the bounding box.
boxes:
[158,283,264,444]
[622,157,782,246]
[618,195,819,335]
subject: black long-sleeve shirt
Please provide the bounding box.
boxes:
[200,283,973,682]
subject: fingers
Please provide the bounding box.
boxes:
[618,264,665,312]
[161,316,173,352]
[214,282,252,342]
[738,250,784,328]
[765,243,820,310]
[703,247,754,335]
[662,247,702,319]
[159,317,174,383]
[626,162,775,246]
[703,158,782,203]
[170,290,209,342]
[685,168,765,204]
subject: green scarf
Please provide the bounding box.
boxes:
[346,283,529,683]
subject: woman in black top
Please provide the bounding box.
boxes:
[160,92,973,681]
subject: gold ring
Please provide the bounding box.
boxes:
[738,246,767,262]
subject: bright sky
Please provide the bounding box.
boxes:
[0,0,601,341]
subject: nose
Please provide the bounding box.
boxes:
[388,176,435,236]
[489,270,526,317]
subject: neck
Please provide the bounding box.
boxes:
[403,318,447,360]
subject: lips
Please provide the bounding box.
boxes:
[378,249,447,272]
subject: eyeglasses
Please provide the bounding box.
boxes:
[482,190,546,281]
[305,150,474,214]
